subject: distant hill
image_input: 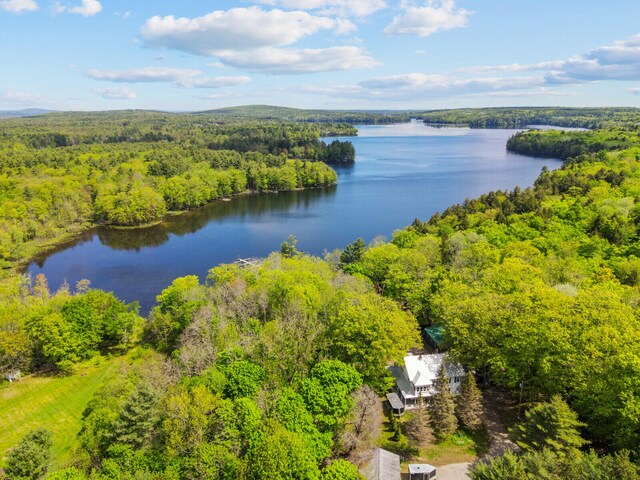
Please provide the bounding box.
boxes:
[0,108,55,119]
[195,104,410,124]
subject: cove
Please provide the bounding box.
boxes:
[27,123,564,312]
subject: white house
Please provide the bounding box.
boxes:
[388,353,464,409]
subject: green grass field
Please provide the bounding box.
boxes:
[0,354,128,470]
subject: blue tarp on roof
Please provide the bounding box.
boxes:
[423,325,445,348]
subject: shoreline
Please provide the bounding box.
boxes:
[12,183,337,277]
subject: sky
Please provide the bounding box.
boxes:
[1,0,640,111]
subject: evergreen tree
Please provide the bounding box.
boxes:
[4,428,53,480]
[113,382,159,448]
[406,398,434,447]
[456,374,484,429]
[431,366,458,439]
[512,394,587,454]
[339,238,366,268]
[280,235,299,258]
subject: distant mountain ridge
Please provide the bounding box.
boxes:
[0,108,55,119]
[2,105,639,129]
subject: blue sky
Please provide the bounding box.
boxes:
[1,0,640,111]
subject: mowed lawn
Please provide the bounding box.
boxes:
[0,354,127,469]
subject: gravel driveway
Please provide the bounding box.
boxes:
[436,462,471,480]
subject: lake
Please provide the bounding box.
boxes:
[27,123,564,311]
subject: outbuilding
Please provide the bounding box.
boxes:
[361,448,401,480]
[408,464,437,480]
[386,392,405,415]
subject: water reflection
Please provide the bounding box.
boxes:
[26,125,563,312]
[95,186,338,251]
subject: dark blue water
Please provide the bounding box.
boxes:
[27,123,563,311]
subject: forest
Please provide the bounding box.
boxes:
[1,109,640,479]
[0,112,357,270]
[416,107,640,129]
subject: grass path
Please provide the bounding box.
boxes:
[0,354,127,469]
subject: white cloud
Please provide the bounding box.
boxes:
[53,0,101,16]
[538,33,640,84]
[69,0,100,16]
[384,0,471,37]
[453,33,640,88]
[483,89,576,98]
[87,67,251,89]
[87,67,202,83]
[93,86,137,99]
[196,92,246,101]
[254,0,387,17]
[141,7,354,56]
[456,61,565,74]
[290,83,365,95]
[215,46,379,74]
[292,31,640,104]
[177,76,251,88]
[291,73,550,103]
[360,73,448,89]
[377,73,540,91]
[0,90,46,105]
[0,0,37,13]
[309,73,545,100]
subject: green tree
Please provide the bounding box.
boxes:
[470,450,527,480]
[300,360,362,432]
[471,448,640,480]
[147,275,202,351]
[280,234,299,258]
[271,388,331,463]
[4,428,53,480]
[45,467,88,480]
[321,460,364,480]
[188,442,246,480]
[327,292,418,390]
[339,238,366,268]
[222,360,266,399]
[456,374,484,429]
[406,398,434,447]
[247,420,320,480]
[163,384,217,457]
[26,311,79,372]
[512,395,587,454]
[431,366,458,438]
[113,382,159,448]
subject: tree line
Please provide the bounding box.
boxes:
[0,114,356,269]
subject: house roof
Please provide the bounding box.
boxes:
[404,353,464,388]
[388,365,415,399]
[408,464,437,474]
[361,448,401,480]
[386,392,404,411]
